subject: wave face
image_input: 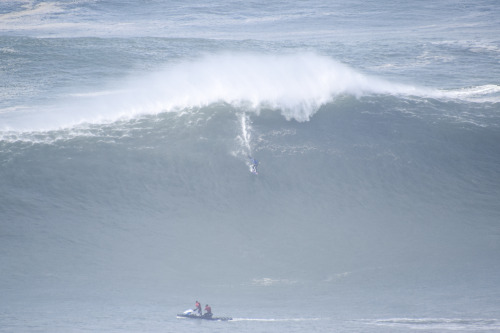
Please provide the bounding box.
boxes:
[2,94,499,293]
[1,0,500,330]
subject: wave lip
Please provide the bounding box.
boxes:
[0,52,420,132]
[1,52,497,133]
[155,52,422,122]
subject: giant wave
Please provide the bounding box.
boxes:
[2,52,498,135]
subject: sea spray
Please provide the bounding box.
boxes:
[0,52,422,132]
[233,112,258,172]
[2,51,497,134]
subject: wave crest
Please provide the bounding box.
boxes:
[1,52,497,132]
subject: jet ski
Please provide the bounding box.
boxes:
[177,309,232,321]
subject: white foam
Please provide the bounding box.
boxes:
[0,1,64,29]
[1,52,496,133]
[0,1,62,20]
[232,112,256,170]
[370,318,500,331]
[251,277,297,286]
[232,317,321,322]
[438,85,500,103]
[0,53,417,131]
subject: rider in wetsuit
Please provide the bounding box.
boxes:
[249,156,258,174]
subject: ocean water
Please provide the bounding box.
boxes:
[1,0,500,332]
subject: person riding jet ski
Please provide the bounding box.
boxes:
[204,304,212,318]
[194,301,202,315]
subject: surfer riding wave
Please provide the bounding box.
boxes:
[249,156,258,174]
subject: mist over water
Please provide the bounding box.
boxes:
[1,0,500,332]
[0,52,421,132]
[2,51,497,134]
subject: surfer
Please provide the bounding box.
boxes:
[249,156,258,174]
[204,304,213,318]
[194,301,202,315]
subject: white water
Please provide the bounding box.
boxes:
[3,51,496,133]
